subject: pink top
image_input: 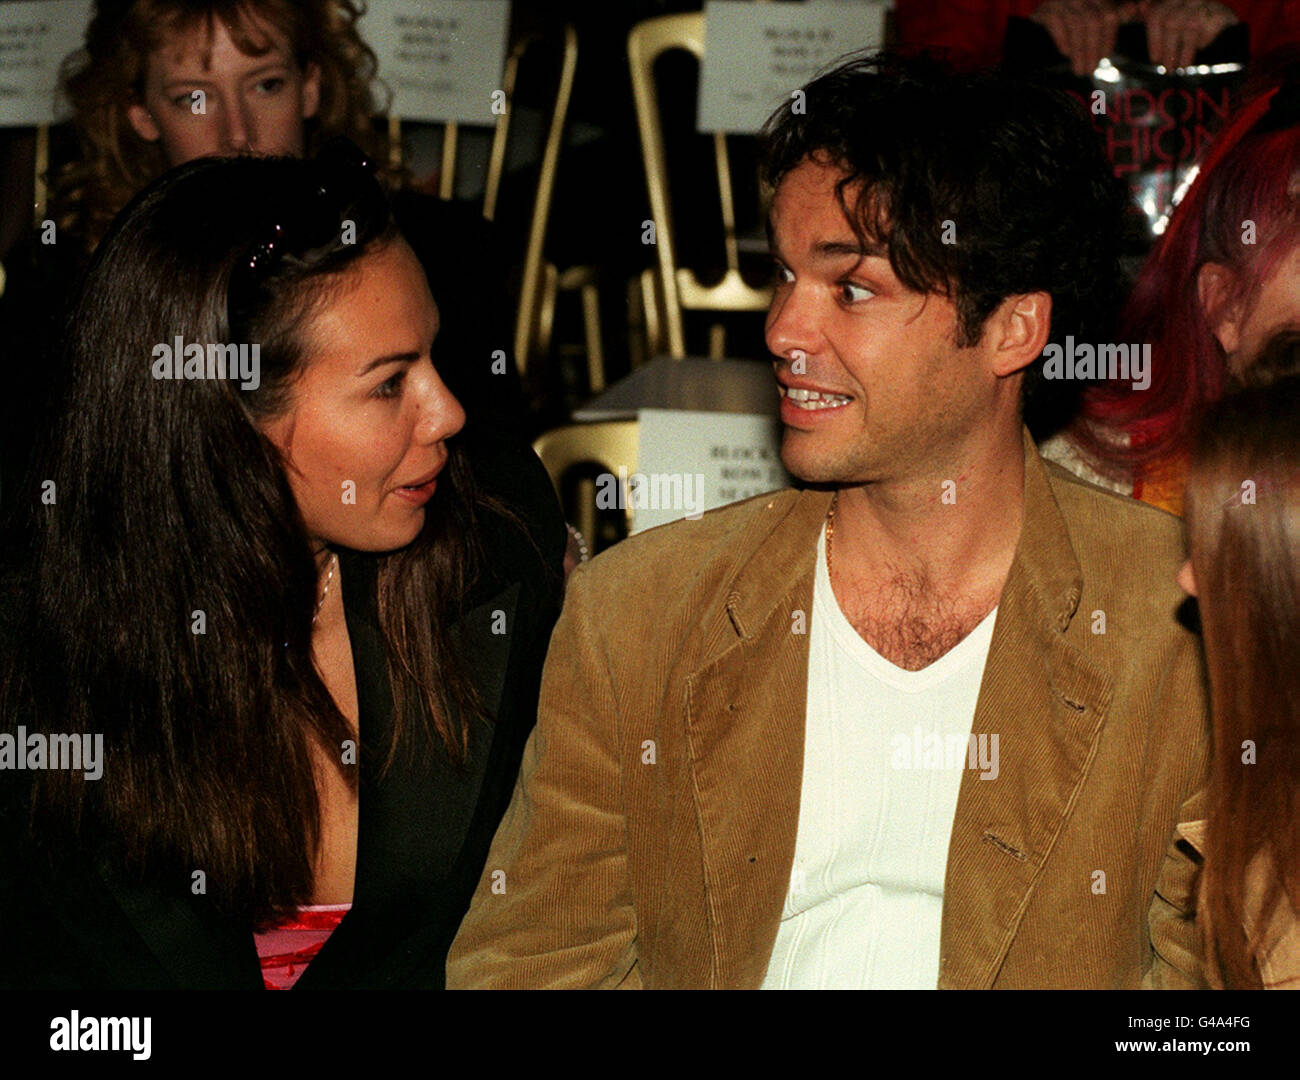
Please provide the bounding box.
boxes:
[254,904,352,990]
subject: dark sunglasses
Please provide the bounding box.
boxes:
[226,137,390,338]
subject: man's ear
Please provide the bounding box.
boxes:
[987,291,1052,378]
[126,101,161,143]
[301,62,321,121]
[1197,261,1243,356]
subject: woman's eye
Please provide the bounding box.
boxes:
[838,281,874,304]
[173,92,199,110]
[372,371,406,399]
[256,77,287,95]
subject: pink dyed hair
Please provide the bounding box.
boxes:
[1074,77,1300,479]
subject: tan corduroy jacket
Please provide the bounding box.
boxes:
[448,428,1209,989]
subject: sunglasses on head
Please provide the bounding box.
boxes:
[226,137,389,338]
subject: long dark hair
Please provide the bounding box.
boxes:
[1184,331,1300,988]
[4,151,485,926]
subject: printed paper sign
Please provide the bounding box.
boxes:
[0,0,92,127]
[697,0,888,134]
[631,408,790,533]
[358,0,509,125]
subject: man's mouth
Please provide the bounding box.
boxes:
[779,385,853,410]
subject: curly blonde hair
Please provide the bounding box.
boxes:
[52,0,389,254]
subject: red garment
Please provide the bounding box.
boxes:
[254,905,351,990]
[895,0,1300,67]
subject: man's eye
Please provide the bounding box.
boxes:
[772,262,795,285]
[372,371,406,399]
[838,281,874,303]
[173,92,199,109]
[256,77,286,95]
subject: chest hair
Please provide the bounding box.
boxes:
[835,566,998,671]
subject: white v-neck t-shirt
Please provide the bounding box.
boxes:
[761,523,998,990]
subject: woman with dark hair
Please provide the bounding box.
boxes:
[1,0,546,542]
[1174,330,1300,989]
[0,145,564,989]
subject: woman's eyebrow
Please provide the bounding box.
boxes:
[357,351,419,377]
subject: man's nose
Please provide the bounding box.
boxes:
[766,282,819,362]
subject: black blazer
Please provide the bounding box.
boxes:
[0,436,564,989]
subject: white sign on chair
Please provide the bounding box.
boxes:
[0,0,92,128]
[697,0,889,135]
[358,0,510,125]
[631,408,791,534]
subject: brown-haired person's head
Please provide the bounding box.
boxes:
[757,52,1126,484]
[7,148,482,925]
[1180,329,1300,988]
[55,0,383,251]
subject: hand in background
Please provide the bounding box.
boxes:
[1032,0,1126,77]
[1138,0,1239,70]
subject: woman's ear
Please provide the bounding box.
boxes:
[127,101,162,143]
[1197,261,1243,356]
[988,291,1052,378]
[301,62,321,121]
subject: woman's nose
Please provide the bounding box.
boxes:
[222,97,252,152]
[416,367,466,444]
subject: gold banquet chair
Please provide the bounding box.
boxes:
[627,12,773,361]
[386,25,593,384]
[533,420,639,552]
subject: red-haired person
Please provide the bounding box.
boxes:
[1171,330,1300,989]
[1059,75,1300,515]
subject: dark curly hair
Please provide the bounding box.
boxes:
[760,52,1127,427]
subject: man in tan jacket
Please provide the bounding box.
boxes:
[448,54,1207,989]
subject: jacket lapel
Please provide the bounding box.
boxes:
[938,428,1114,988]
[94,863,263,988]
[300,552,520,987]
[683,430,1115,989]
[683,490,832,988]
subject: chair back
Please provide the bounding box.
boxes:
[533,420,639,546]
[388,25,578,378]
[627,13,772,360]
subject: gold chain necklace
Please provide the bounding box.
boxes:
[825,491,838,576]
[312,552,337,626]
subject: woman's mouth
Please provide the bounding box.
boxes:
[394,479,437,505]
[393,466,441,505]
